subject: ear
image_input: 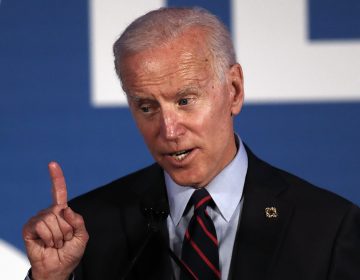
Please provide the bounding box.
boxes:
[227,63,244,116]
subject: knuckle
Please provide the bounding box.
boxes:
[43,212,58,224]
[34,221,51,240]
[22,223,30,237]
[83,231,90,242]
[76,216,86,229]
[22,218,34,232]
[34,221,43,233]
[61,222,73,236]
[77,214,85,224]
[70,211,84,224]
[34,221,46,236]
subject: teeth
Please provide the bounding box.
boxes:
[171,150,190,161]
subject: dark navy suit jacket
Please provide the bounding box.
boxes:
[70,147,360,279]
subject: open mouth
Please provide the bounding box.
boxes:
[169,149,193,161]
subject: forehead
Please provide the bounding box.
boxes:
[120,28,216,94]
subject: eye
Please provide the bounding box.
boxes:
[178,98,189,106]
[140,105,150,113]
[137,101,159,115]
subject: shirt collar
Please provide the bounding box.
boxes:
[165,136,248,225]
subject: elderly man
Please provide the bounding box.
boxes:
[23,7,360,280]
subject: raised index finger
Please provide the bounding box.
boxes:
[48,161,68,206]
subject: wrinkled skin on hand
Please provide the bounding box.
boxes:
[23,162,89,280]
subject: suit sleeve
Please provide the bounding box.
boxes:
[328,203,360,280]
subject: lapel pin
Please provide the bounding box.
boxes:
[265,207,278,218]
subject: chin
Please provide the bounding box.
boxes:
[170,174,193,187]
[169,170,206,187]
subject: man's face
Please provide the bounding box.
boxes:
[121,29,244,187]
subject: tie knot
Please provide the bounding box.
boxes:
[190,188,213,212]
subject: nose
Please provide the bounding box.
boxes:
[159,109,185,141]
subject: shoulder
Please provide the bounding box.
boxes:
[240,145,360,278]
[246,145,358,218]
[275,163,356,213]
[268,157,351,203]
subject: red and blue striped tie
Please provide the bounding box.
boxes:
[180,188,220,280]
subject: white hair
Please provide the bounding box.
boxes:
[113,7,236,83]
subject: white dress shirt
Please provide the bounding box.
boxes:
[166,138,248,279]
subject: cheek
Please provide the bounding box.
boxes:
[188,95,228,135]
[206,95,231,127]
[205,97,233,143]
[188,107,213,135]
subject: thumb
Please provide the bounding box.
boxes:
[63,207,88,240]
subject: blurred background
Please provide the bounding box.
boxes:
[0,0,359,278]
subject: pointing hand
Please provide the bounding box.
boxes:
[23,162,89,280]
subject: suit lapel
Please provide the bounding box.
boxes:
[229,148,294,280]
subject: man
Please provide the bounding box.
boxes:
[23,7,360,280]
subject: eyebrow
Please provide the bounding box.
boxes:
[175,86,201,98]
[126,93,148,102]
[126,85,201,102]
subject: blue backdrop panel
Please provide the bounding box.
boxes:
[0,0,359,255]
[309,0,360,39]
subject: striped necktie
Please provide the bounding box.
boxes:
[180,188,220,280]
